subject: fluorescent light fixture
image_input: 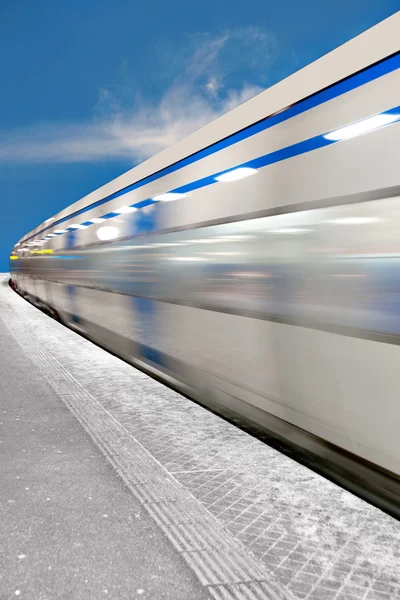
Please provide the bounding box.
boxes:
[324,113,399,141]
[54,229,68,234]
[114,206,137,214]
[90,218,105,224]
[153,193,187,202]
[97,226,119,241]
[47,234,57,237]
[329,217,382,225]
[215,167,257,182]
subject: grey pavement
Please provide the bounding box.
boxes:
[0,282,208,600]
[1,276,400,600]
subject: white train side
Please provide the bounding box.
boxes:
[10,13,400,509]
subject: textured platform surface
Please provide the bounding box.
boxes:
[0,283,209,600]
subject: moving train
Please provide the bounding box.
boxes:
[10,13,400,513]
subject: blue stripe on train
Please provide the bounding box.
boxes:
[23,52,400,243]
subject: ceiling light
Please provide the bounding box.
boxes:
[215,167,257,182]
[54,229,68,234]
[45,217,54,223]
[97,226,119,241]
[153,193,187,202]
[47,234,57,237]
[324,113,399,141]
[90,218,105,224]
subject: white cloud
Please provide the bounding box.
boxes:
[205,76,222,97]
[0,27,272,165]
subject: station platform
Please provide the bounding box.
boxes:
[1,275,400,600]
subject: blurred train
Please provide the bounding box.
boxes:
[10,13,400,512]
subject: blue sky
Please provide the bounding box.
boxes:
[1,0,398,271]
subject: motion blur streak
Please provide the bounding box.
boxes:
[9,14,400,509]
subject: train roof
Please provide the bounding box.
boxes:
[18,11,400,245]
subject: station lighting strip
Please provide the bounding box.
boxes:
[14,105,400,252]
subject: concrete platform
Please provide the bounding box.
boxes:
[1,275,400,600]
[0,282,208,600]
